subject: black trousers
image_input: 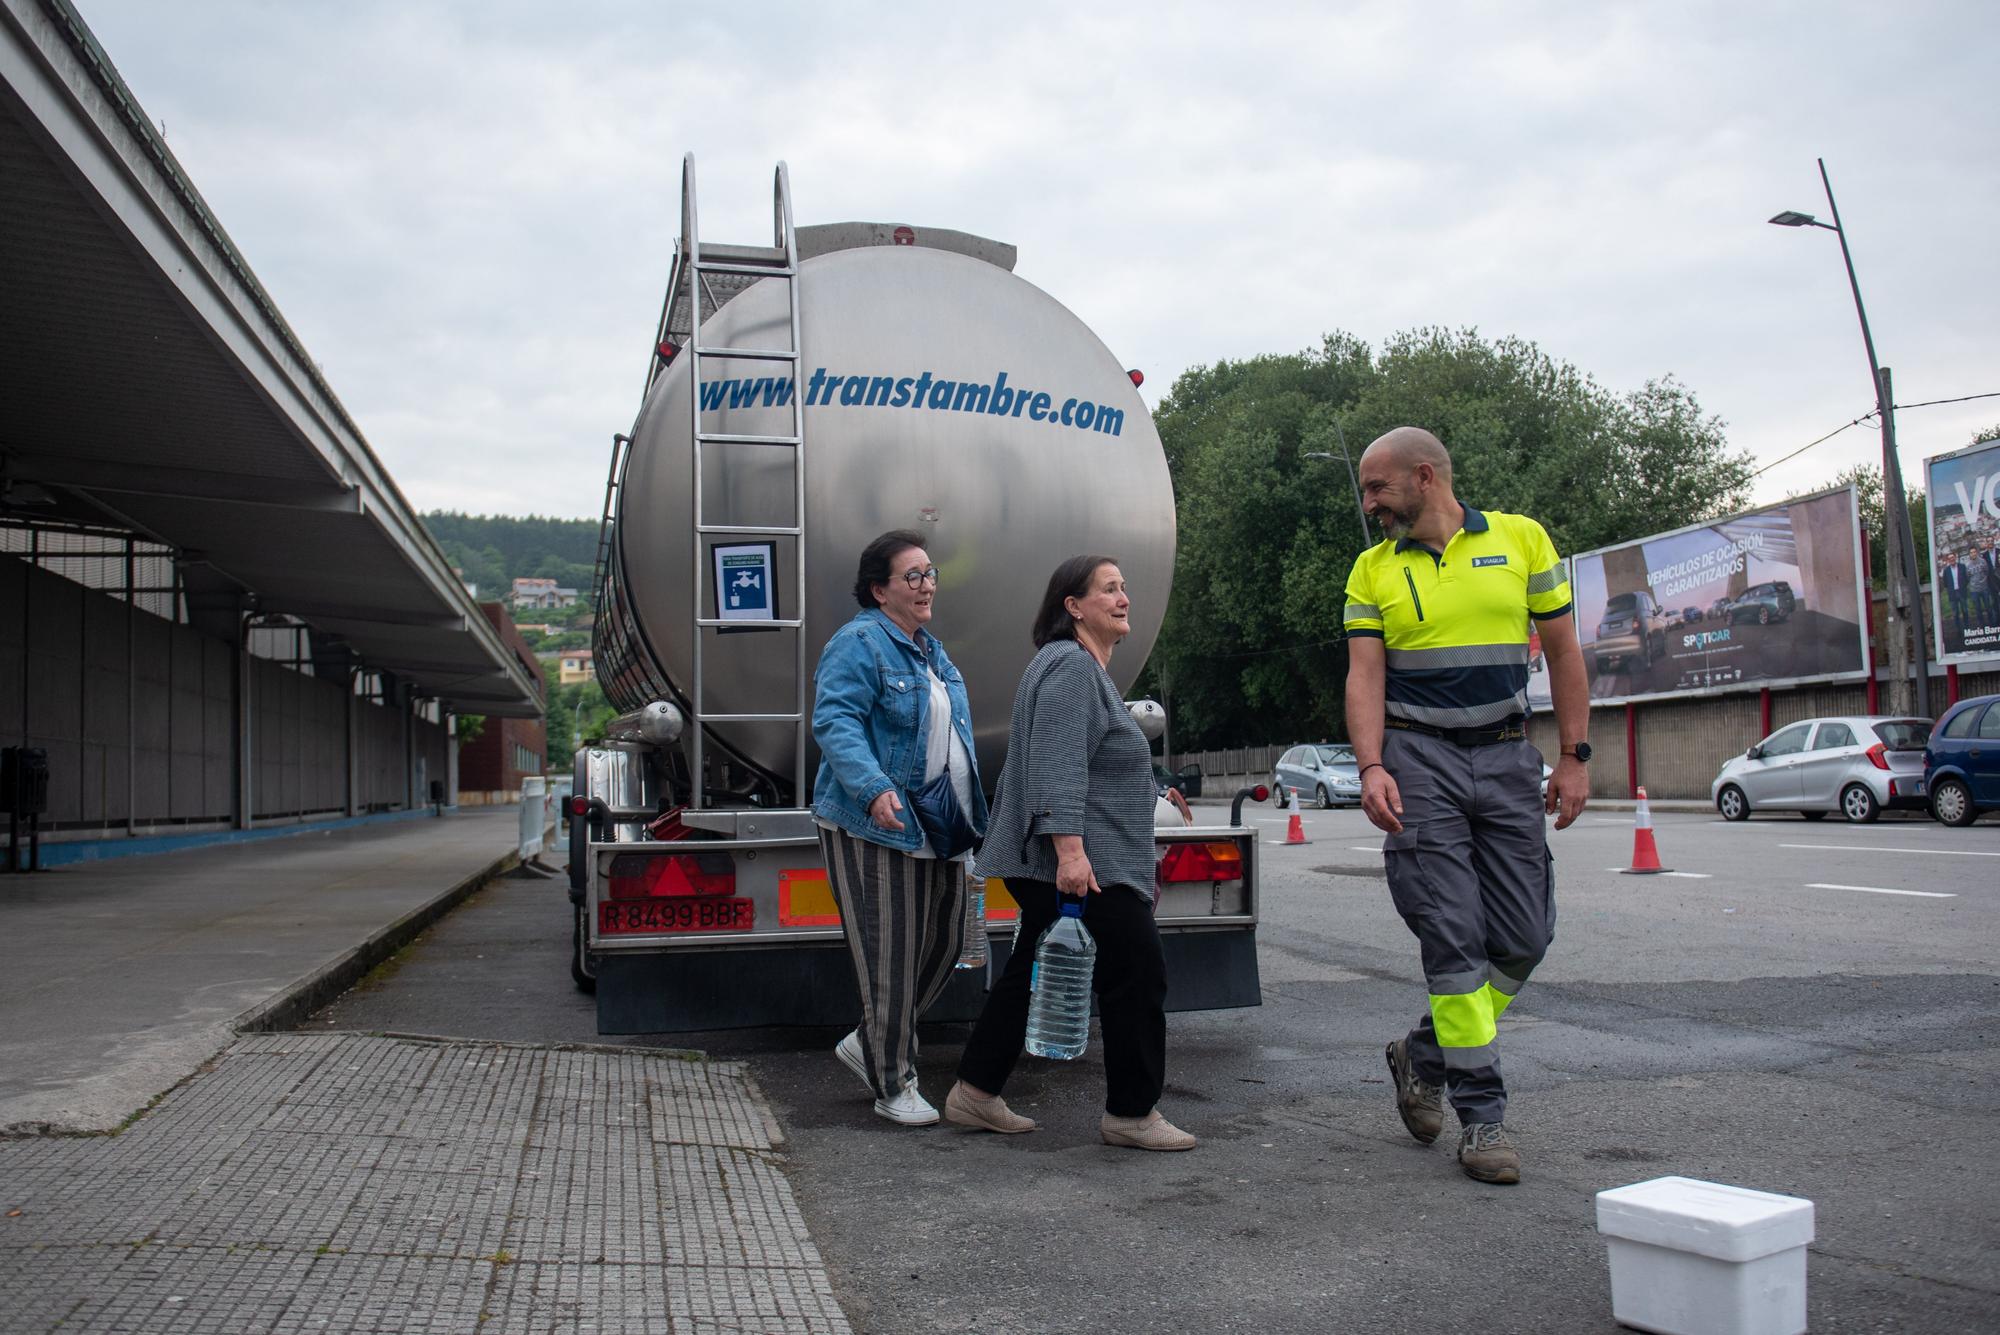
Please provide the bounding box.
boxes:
[955,878,1167,1119]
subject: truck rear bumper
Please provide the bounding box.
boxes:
[595,926,1262,1033]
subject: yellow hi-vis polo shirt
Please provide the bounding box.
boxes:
[1342,504,1571,728]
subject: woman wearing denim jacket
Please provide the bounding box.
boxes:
[811,529,987,1127]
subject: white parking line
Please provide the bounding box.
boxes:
[1781,844,2000,858]
[1602,868,1713,878]
[1807,883,1957,898]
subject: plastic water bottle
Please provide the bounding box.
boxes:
[1023,899,1096,1059]
[955,871,989,970]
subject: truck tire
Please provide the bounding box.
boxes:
[571,903,598,994]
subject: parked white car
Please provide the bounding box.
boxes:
[1710,715,1932,823]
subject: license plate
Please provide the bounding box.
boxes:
[1912,781,1925,795]
[599,898,753,935]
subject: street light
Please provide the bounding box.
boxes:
[1769,158,1930,717]
[1304,415,1369,539]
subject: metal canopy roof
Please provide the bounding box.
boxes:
[0,0,541,718]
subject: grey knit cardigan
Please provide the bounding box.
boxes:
[976,639,1158,894]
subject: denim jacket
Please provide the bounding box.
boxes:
[811,609,988,852]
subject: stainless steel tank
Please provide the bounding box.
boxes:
[598,242,1175,795]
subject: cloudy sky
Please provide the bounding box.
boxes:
[76,1,1999,520]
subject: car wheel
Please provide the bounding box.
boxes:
[1271,779,1287,807]
[1930,778,1977,827]
[1840,784,1880,823]
[1316,784,1332,810]
[1757,607,1771,625]
[1801,810,1827,821]
[1717,784,1750,822]
[571,903,598,994]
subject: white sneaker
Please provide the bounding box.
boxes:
[873,1084,939,1126]
[834,1030,873,1095]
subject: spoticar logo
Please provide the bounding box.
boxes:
[694,368,1126,437]
[1683,628,1733,650]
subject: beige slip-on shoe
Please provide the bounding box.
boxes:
[944,1081,1039,1134]
[1100,1109,1196,1151]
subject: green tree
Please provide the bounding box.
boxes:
[1148,328,1755,750]
[544,679,616,768]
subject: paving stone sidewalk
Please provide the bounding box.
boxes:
[0,1033,853,1334]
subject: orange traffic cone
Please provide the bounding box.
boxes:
[1618,786,1669,874]
[1284,788,1310,845]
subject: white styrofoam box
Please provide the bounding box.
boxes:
[1596,1176,1814,1335]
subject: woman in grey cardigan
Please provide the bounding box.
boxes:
[945,555,1195,1151]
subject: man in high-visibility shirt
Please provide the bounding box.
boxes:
[1343,427,1591,1185]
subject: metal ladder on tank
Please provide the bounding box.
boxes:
[666,154,808,810]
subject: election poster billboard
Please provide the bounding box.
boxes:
[1926,435,2000,664]
[1565,487,1868,705]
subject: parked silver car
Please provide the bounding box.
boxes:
[1273,743,1363,808]
[1710,715,1932,823]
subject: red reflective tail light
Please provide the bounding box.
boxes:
[567,794,591,817]
[1865,742,1890,770]
[1159,841,1244,883]
[1251,784,1269,802]
[607,851,736,900]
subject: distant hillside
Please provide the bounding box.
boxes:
[424,512,598,601]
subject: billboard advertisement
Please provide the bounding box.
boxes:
[1566,487,1867,705]
[1926,435,2000,663]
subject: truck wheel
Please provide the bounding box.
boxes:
[1717,784,1750,822]
[1930,778,1977,827]
[1840,784,1880,823]
[571,903,598,994]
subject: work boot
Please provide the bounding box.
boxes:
[1458,1122,1520,1184]
[944,1081,1038,1134]
[1385,1038,1444,1145]
[1100,1109,1197,1151]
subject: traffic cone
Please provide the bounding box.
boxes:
[1284,788,1310,845]
[1618,786,1669,874]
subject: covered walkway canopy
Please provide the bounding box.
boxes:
[0,0,540,720]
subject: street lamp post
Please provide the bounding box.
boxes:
[1305,415,1369,539]
[1770,159,1930,717]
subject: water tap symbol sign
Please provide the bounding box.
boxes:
[714,544,774,620]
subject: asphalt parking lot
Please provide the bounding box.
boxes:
[313,804,2000,1333]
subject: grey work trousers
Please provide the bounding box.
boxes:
[1380,728,1555,1126]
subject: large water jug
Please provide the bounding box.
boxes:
[1023,899,1096,1059]
[955,869,989,970]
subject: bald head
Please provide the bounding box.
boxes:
[1356,426,1460,546]
[1361,427,1453,484]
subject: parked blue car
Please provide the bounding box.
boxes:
[1924,693,2000,826]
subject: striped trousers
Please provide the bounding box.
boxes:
[819,825,967,1097]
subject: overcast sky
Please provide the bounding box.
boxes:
[76,1,1999,520]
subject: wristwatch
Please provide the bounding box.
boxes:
[1562,742,1592,763]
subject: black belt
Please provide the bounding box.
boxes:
[1385,716,1526,747]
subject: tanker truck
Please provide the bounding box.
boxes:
[566,157,1263,1032]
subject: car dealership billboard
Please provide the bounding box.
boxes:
[1926,435,2000,664]
[1558,487,1868,706]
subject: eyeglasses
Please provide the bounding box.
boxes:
[898,566,941,589]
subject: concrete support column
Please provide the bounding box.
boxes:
[234,613,252,830]
[445,709,458,810]
[345,669,359,818]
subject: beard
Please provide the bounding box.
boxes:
[1376,503,1421,541]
